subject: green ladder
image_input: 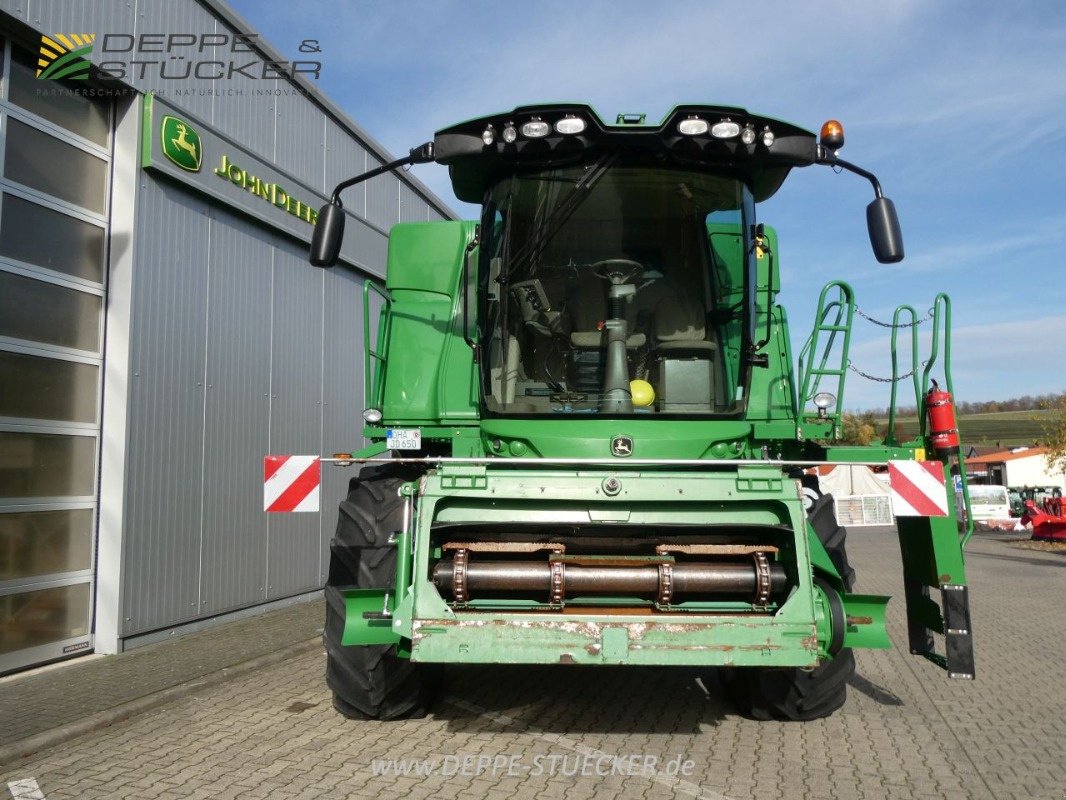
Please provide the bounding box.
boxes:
[797,281,855,435]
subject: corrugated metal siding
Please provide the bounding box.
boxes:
[123,181,211,633]
[275,93,325,191]
[7,0,454,636]
[5,0,136,44]
[199,212,273,615]
[16,0,452,225]
[400,182,427,224]
[324,118,367,215]
[319,266,366,581]
[365,157,401,232]
[122,179,380,635]
[264,237,323,601]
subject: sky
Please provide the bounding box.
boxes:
[230,0,1066,410]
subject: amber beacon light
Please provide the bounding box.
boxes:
[819,119,845,150]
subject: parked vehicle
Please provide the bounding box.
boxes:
[957,484,1011,524]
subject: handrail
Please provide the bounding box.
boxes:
[886,304,919,446]
[797,280,855,427]
[920,293,952,436]
[363,279,393,412]
[921,293,975,547]
[798,300,843,398]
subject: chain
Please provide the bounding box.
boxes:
[854,307,933,328]
[847,361,920,383]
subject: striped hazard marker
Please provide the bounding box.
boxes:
[263,455,320,513]
[888,459,950,517]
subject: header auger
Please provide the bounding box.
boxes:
[308,104,973,722]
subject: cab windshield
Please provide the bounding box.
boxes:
[480,156,755,416]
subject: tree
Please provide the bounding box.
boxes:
[840,412,876,446]
[1043,394,1066,473]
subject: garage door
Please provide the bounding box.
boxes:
[0,39,112,672]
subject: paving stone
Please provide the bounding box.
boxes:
[0,598,324,747]
[3,528,1065,799]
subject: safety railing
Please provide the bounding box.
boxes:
[883,292,975,547]
[797,280,855,428]
[363,279,393,413]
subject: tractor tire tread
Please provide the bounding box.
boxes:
[323,465,435,721]
[722,487,856,721]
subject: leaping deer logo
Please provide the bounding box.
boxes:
[161,115,202,171]
[172,123,198,161]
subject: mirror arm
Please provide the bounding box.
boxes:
[817,150,884,199]
[328,142,435,206]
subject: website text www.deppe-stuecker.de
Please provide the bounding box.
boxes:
[371,753,698,778]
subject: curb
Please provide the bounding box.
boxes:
[0,637,322,768]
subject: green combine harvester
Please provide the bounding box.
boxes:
[308,104,975,721]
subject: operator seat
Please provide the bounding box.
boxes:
[566,271,709,347]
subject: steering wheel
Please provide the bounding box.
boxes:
[592,259,644,285]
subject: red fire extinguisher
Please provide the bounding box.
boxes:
[926,379,960,455]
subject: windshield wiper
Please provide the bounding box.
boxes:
[500,151,620,282]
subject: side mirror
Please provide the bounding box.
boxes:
[310,143,433,267]
[866,196,904,264]
[310,202,345,267]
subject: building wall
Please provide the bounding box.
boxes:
[0,0,453,653]
[1004,456,1066,490]
[0,0,450,225]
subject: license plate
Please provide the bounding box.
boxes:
[386,428,421,451]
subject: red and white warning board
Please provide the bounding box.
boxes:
[263,455,320,513]
[888,459,950,517]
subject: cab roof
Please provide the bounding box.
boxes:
[433,103,818,203]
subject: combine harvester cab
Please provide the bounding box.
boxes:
[302,105,976,721]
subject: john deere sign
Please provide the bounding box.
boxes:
[140,94,375,263]
[214,155,317,225]
[161,115,202,171]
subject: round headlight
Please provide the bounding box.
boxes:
[740,125,756,145]
[502,124,517,144]
[677,117,709,136]
[554,116,586,135]
[520,120,551,138]
[711,120,741,139]
[813,392,836,411]
[362,408,383,424]
[761,127,775,147]
[481,125,495,146]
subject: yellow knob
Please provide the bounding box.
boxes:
[630,379,655,407]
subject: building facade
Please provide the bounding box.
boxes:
[964,446,1066,490]
[0,0,452,672]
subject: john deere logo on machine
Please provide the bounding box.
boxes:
[37,34,96,80]
[610,436,633,458]
[161,115,202,172]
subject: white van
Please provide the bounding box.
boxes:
[956,484,1012,523]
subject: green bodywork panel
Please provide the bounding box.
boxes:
[378,222,478,424]
[340,466,890,666]
[340,195,968,675]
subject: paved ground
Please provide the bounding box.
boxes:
[0,599,322,747]
[3,527,1065,800]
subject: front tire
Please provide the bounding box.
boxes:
[724,491,856,721]
[323,464,437,720]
